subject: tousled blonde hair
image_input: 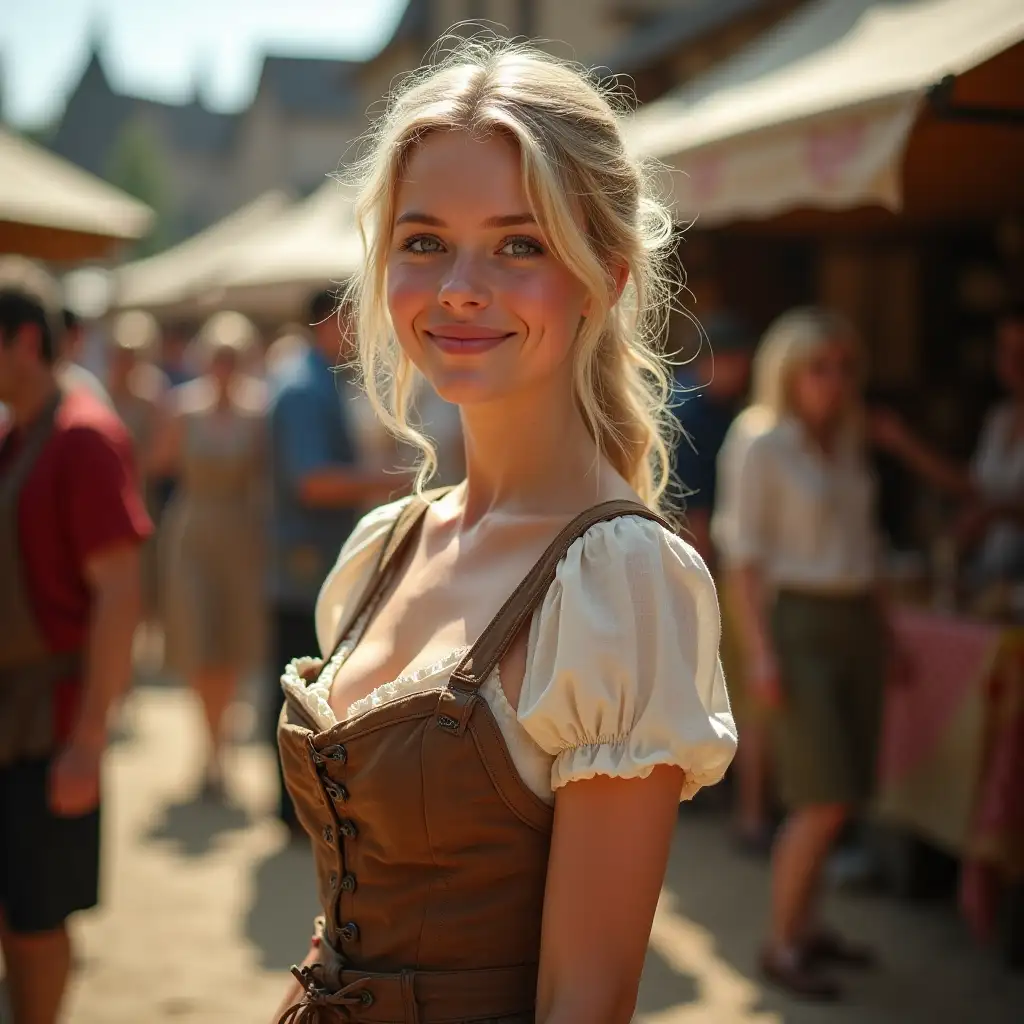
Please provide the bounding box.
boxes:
[343,34,681,511]
[749,306,864,425]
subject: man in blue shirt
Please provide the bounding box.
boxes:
[672,310,756,569]
[267,290,400,831]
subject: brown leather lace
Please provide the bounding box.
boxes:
[278,965,373,1023]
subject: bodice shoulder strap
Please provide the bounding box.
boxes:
[438,499,670,735]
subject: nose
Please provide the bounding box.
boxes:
[437,253,490,312]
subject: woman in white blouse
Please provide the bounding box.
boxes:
[730,307,889,1001]
[271,38,736,1024]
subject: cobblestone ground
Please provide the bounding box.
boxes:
[3,684,1022,1023]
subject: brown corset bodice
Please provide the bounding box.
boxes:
[277,493,668,1022]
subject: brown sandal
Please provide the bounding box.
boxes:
[760,946,842,1001]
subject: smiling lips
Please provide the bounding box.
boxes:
[425,323,514,355]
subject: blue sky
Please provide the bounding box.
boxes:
[0,0,408,127]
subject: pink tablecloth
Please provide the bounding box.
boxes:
[877,607,1024,940]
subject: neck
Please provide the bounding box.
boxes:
[7,366,58,428]
[455,370,608,527]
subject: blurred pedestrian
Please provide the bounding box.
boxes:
[0,257,149,1024]
[871,302,1024,601]
[272,39,735,1023]
[151,311,267,800]
[56,307,111,407]
[106,310,169,649]
[672,308,756,565]
[266,290,400,831]
[729,308,893,999]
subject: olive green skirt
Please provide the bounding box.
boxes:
[769,590,886,808]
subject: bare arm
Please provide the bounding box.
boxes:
[49,542,142,815]
[536,767,684,1024]
[869,411,973,498]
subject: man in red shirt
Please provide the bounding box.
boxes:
[0,258,151,1024]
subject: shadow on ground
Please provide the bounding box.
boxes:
[245,837,320,971]
[145,793,252,858]
[654,810,1024,1024]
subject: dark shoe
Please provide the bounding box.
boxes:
[804,930,877,969]
[733,823,775,859]
[760,946,841,1001]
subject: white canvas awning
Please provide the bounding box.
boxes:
[210,180,364,319]
[0,128,153,259]
[113,190,292,314]
[625,0,1024,224]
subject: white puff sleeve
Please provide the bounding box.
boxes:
[517,515,737,802]
[314,497,411,656]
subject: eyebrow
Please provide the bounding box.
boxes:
[394,212,537,229]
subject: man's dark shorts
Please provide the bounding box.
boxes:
[0,757,100,933]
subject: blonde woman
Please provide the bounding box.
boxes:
[273,37,736,1024]
[730,308,890,1000]
[152,311,267,799]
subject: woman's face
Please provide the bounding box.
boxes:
[386,130,590,407]
[789,337,859,429]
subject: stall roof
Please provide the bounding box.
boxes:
[625,0,1024,224]
[114,190,292,313]
[207,179,363,319]
[0,128,153,257]
[219,179,362,290]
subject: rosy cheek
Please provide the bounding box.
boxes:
[386,267,430,324]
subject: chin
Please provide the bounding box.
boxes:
[416,365,512,408]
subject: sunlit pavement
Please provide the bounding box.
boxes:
[41,685,1024,1023]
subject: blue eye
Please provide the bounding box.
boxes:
[400,235,444,254]
[500,236,543,258]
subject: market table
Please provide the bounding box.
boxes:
[875,606,1024,961]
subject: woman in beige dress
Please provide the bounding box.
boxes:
[152,311,267,797]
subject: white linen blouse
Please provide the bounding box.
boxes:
[729,416,879,592]
[281,498,737,805]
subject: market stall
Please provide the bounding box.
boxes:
[623,0,1024,227]
[113,189,292,318]
[209,179,363,321]
[0,127,153,261]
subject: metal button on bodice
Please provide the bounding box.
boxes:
[358,991,374,1008]
[340,873,357,893]
[322,825,334,844]
[324,781,348,802]
[339,819,358,839]
[321,743,347,763]
[328,872,338,889]
[340,922,360,943]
